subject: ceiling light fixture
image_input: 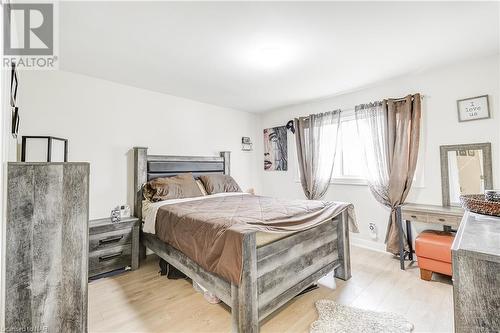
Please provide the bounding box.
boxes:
[255,46,283,68]
[244,43,297,71]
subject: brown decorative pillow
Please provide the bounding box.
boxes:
[199,174,242,195]
[143,173,203,202]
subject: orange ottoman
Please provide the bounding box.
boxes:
[415,230,454,281]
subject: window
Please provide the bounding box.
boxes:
[294,111,367,185]
[332,115,366,181]
[294,110,423,187]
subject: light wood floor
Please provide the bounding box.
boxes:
[88,246,454,332]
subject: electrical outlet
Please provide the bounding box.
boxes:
[368,222,377,240]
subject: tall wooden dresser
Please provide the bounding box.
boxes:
[451,212,500,332]
[6,163,89,333]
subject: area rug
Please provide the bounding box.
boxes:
[310,300,414,333]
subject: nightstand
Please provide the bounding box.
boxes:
[88,216,140,279]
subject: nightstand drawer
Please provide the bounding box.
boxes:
[402,211,428,223]
[89,245,132,277]
[89,228,132,252]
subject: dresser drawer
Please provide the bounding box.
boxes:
[428,214,461,226]
[89,227,132,252]
[402,211,428,223]
[89,245,131,277]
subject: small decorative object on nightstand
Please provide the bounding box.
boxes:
[110,207,120,223]
[88,216,140,279]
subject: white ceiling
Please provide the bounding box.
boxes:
[60,1,499,112]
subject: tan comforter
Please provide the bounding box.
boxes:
[155,194,358,285]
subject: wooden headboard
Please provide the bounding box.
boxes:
[133,147,230,220]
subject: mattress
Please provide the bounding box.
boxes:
[143,193,290,247]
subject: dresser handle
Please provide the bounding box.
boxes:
[99,235,123,245]
[438,218,446,222]
[99,252,122,262]
[411,215,417,218]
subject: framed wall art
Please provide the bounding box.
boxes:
[10,62,19,138]
[263,126,287,171]
[457,95,490,122]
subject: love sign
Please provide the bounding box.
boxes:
[457,95,490,122]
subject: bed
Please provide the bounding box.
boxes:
[133,147,353,332]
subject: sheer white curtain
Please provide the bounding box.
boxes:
[355,102,391,203]
[294,110,341,200]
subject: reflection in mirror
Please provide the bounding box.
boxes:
[440,142,492,207]
[448,149,485,205]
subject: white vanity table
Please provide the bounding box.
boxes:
[402,203,464,229]
[399,203,464,266]
[395,142,492,270]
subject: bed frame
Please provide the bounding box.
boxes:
[133,147,351,332]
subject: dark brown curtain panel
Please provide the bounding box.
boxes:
[355,94,421,254]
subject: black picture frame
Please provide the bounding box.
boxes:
[11,107,19,138]
[10,62,19,138]
[10,62,18,107]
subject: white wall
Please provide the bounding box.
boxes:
[259,54,500,250]
[13,54,500,249]
[18,70,262,219]
[1,5,21,325]
[0,69,8,333]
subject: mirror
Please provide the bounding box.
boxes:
[440,143,493,206]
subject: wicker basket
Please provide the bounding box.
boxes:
[460,194,500,217]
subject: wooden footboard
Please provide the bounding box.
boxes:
[142,209,350,333]
[256,213,341,320]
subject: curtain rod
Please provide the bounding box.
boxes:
[386,94,424,102]
[286,94,424,130]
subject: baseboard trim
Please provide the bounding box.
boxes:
[350,236,388,254]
